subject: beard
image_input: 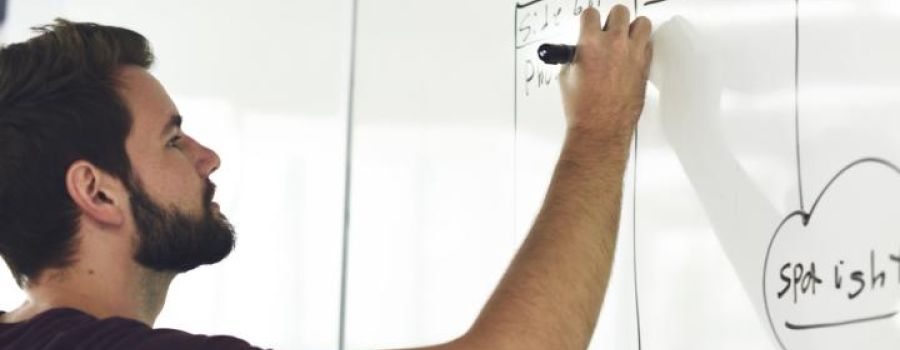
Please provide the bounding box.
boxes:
[127,177,235,273]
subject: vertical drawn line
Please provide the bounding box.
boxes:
[338,0,361,347]
[631,4,643,350]
[633,130,643,350]
[513,3,520,259]
[794,0,805,211]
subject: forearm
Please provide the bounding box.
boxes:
[462,130,631,350]
[396,6,650,350]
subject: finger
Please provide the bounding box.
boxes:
[603,4,631,34]
[579,7,602,40]
[629,16,652,43]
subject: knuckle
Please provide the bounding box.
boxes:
[630,19,651,38]
[607,25,627,35]
[609,34,629,48]
[635,16,651,27]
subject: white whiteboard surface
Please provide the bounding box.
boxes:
[518,0,900,349]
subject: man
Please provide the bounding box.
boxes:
[0,4,651,350]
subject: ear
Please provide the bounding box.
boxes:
[65,160,127,227]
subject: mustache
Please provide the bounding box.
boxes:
[204,180,216,205]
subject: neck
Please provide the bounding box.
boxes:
[6,244,177,327]
[137,269,177,323]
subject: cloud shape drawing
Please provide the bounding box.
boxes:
[764,158,900,350]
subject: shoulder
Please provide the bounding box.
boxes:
[0,308,268,350]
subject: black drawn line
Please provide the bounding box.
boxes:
[516,0,547,10]
[513,3,520,265]
[633,135,643,350]
[794,0,805,212]
[762,157,900,350]
[633,2,643,348]
[763,213,802,350]
[785,311,898,330]
[644,0,669,5]
[805,158,900,226]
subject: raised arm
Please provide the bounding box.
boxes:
[396,5,652,350]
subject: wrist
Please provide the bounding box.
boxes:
[562,127,633,165]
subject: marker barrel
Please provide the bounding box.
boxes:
[537,44,577,65]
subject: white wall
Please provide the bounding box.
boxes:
[343,0,531,348]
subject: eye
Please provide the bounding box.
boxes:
[166,135,183,148]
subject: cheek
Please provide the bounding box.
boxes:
[136,154,204,209]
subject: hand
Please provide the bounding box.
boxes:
[560,5,652,149]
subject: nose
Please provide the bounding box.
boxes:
[187,135,221,177]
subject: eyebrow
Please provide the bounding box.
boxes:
[160,114,183,138]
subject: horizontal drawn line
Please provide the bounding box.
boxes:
[785,311,898,330]
[644,0,669,5]
[516,0,546,9]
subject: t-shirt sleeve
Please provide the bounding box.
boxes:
[45,315,271,350]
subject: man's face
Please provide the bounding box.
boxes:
[118,66,234,272]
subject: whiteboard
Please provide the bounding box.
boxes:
[516,0,900,349]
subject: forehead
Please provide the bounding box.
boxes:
[115,66,178,139]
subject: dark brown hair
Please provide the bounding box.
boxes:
[0,19,154,286]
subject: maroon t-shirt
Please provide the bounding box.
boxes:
[0,308,268,349]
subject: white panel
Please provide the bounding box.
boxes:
[345,0,516,348]
[636,0,900,349]
[637,0,795,349]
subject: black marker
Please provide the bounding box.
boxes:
[538,44,577,65]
